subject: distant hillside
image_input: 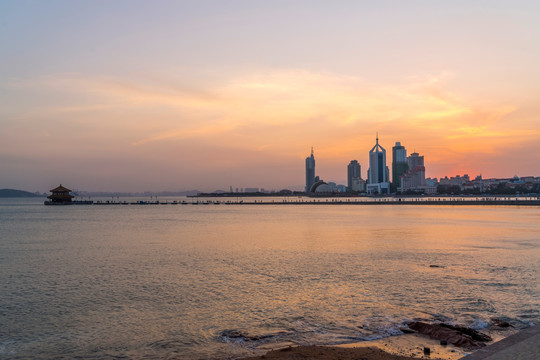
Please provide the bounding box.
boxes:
[81,190,201,197]
[0,189,44,198]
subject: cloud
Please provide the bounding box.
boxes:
[2,68,537,189]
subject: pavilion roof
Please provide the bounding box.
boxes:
[50,184,72,193]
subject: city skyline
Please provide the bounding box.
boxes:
[2,1,540,192]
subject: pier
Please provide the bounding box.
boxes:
[61,197,540,206]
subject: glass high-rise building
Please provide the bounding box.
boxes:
[305,147,316,193]
[368,136,387,184]
[392,142,408,188]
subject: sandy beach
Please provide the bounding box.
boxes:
[240,324,519,360]
[241,345,420,360]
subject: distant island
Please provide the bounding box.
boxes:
[0,189,45,198]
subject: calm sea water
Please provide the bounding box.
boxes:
[1,198,538,359]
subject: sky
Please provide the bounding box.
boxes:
[1,0,540,192]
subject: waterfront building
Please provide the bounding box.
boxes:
[471,175,540,193]
[399,152,425,191]
[305,147,316,193]
[438,174,471,191]
[310,180,332,193]
[336,184,347,193]
[327,182,338,192]
[426,178,438,187]
[407,152,424,170]
[399,152,437,194]
[347,160,361,192]
[46,184,74,203]
[392,142,408,190]
[351,178,366,192]
[366,135,390,194]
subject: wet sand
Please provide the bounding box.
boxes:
[240,326,519,360]
[240,345,418,360]
[336,332,468,359]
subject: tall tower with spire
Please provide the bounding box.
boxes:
[367,134,390,194]
[305,147,316,193]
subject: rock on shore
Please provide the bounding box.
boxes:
[407,321,492,349]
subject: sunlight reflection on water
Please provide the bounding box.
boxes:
[0,199,538,359]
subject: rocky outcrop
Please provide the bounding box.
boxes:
[492,318,513,328]
[439,323,492,342]
[407,322,492,349]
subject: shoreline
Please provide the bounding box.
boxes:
[238,324,523,360]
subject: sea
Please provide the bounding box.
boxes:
[0,197,538,359]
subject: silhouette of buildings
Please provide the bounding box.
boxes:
[437,174,540,194]
[367,135,390,194]
[305,147,316,193]
[347,160,362,192]
[392,142,408,190]
[400,152,427,192]
[439,174,470,189]
[301,136,540,196]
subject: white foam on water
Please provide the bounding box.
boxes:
[470,318,489,330]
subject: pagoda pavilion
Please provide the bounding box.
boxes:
[46,184,74,204]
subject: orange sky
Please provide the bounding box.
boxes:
[1,1,539,192]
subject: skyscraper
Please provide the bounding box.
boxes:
[347,160,361,192]
[367,135,390,194]
[392,142,408,190]
[305,147,316,193]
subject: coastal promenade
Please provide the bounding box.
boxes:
[461,325,539,360]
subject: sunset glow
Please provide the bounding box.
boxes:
[1,1,539,192]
